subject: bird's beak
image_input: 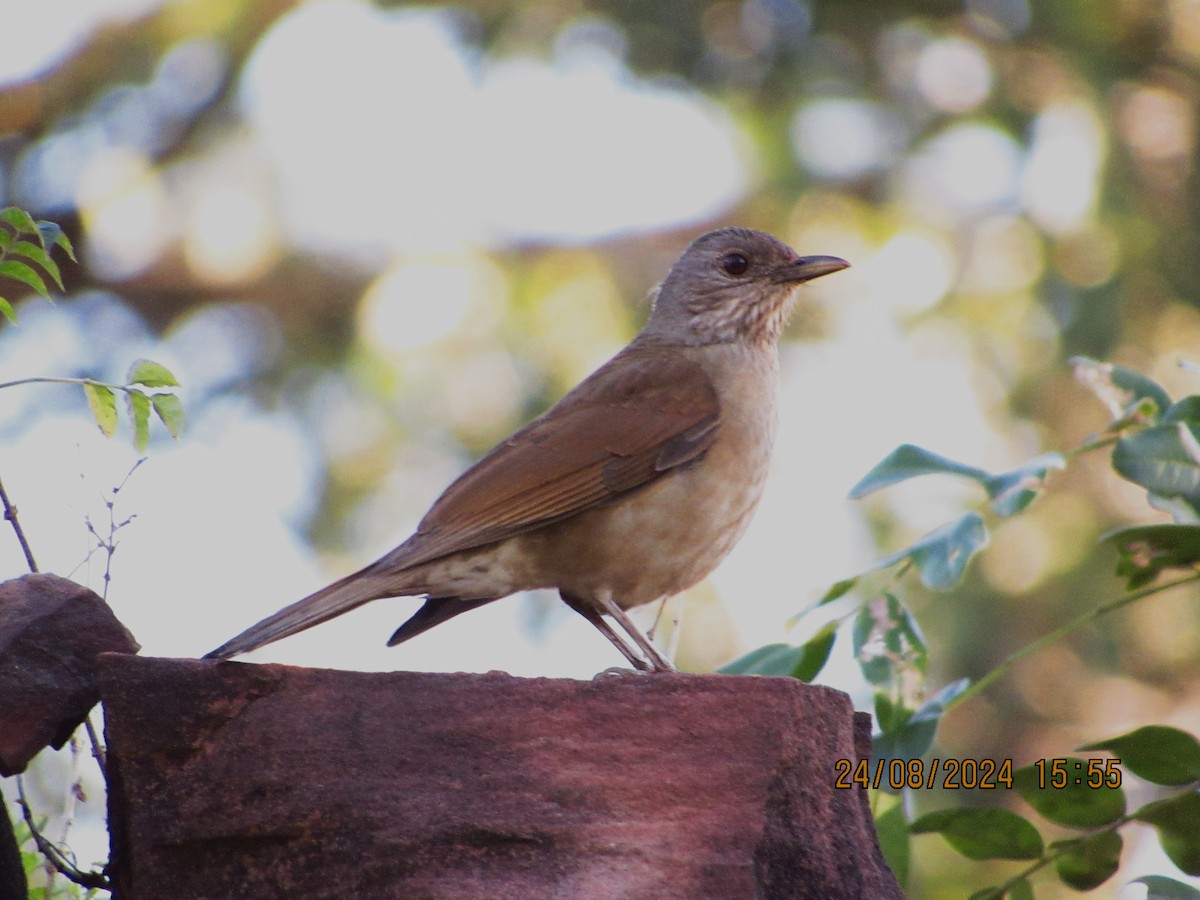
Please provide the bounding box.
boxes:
[771,255,850,284]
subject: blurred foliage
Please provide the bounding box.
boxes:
[5,0,1200,896]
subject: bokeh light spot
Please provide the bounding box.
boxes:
[791,98,904,181]
[902,123,1021,221]
[915,37,993,113]
[184,185,279,284]
[77,148,172,280]
[959,216,1045,295]
[359,257,508,354]
[1118,84,1195,162]
[1053,224,1119,288]
[1022,102,1105,234]
[866,230,956,315]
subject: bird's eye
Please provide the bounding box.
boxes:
[720,252,749,277]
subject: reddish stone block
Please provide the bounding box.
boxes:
[99,655,902,899]
[0,574,139,776]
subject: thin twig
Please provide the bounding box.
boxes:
[84,457,145,600]
[83,716,106,775]
[74,460,145,778]
[946,570,1200,712]
[15,778,109,891]
[0,375,124,392]
[113,456,146,494]
[0,473,38,573]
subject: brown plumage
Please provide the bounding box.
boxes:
[204,228,848,671]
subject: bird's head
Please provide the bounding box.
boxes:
[645,227,848,346]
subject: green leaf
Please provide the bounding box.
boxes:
[851,449,1064,520]
[0,228,11,252]
[1013,757,1125,826]
[871,678,969,763]
[9,240,62,288]
[911,512,987,588]
[83,384,118,437]
[874,797,910,887]
[1113,423,1200,520]
[910,807,1043,861]
[818,576,857,606]
[787,576,858,627]
[1132,875,1200,899]
[1113,367,1172,410]
[991,487,1037,517]
[1071,356,1172,421]
[36,220,76,261]
[983,453,1066,516]
[718,621,837,681]
[853,592,926,686]
[1052,831,1121,890]
[1164,396,1200,425]
[127,390,151,452]
[1081,725,1200,786]
[874,692,909,734]
[873,512,988,589]
[127,358,179,388]
[151,392,185,438]
[791,622,837,681]
[0,259,51,300]
[1110,363,1173,417]
[1135,791,1200,875]
[848,444,991,499]
[719,643,795,675]
[1102,523,1200,589]
[0,206,39,236]
[0,296,14,325]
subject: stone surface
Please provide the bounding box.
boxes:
[0,573,140,776]
[0,800,24,900]
[99,655,903,900]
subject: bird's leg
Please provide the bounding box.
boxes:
[647,596,670,640]
[561,593,653,672]
[647,595,685,663]
[594,592,676,673]
[664,595,684,663]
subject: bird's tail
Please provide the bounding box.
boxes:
[203,567,399,660]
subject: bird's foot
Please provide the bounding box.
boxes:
[593,666,647,679]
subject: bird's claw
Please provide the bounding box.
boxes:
[593,666,649,679]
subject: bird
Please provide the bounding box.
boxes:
[204,228,848,672]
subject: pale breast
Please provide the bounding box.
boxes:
[527,342,780,609]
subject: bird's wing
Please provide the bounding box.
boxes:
[202,344,718,661]
[378,345,720,572]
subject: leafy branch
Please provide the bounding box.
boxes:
[723,355,1200,896]
[913,727,1200,899]
[0,207,183,450]
[0,363,185,452]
